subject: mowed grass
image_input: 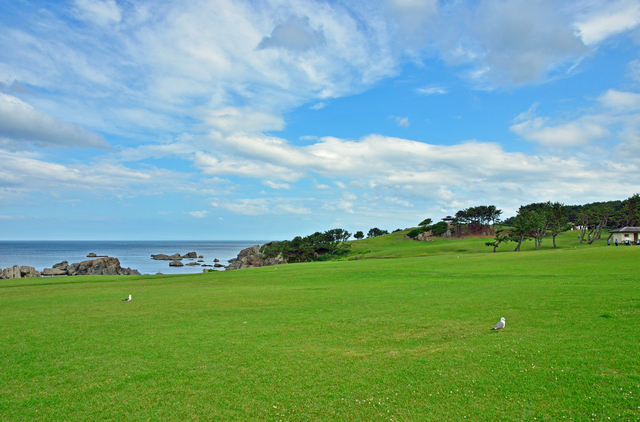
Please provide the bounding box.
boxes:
[1,236,639,421]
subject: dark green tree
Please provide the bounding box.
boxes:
[419,218,432,228]
[367,228,389,238]
[485,229,511,252]
[548,202,571,248]
[354,231,364,240]
[511,209,542,251]
[431,221,448,236]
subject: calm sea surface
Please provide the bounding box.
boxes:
[0,241,267,275]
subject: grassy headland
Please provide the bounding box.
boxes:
[1,231,639,421]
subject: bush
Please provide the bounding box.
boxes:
[407,228,424,239]
[431,221,449,236]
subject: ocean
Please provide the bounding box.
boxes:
[0,240,267,275]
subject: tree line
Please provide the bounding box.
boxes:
[261,194,640,262]
[486,194,640,252]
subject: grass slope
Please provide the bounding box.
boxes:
[1,233,639,421]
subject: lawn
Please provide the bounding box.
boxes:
[1,233,639,421]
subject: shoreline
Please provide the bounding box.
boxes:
[0,240,269,277]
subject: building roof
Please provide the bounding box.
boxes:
[609,227,640,233]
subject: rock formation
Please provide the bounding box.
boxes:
[151,251,199,260]
[151,253,182,260]
[43,257,140,276]
[0,265,41,279]
[225,244,287,270]
[67,257,140,276]
[42,267,67,276]
[169,260,184,267]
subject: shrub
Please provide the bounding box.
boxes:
[407,228,424,239]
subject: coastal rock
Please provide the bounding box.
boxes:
[21,266,41,278]
[185,262,200,266]
[198,255,203,259]
[87,253,97,257]
[151,253,182,261]
[1,265,20,279]
[182,252,197,259]
[66,257,140,276]
[1,265,41,279]
[42,267,67,276]
[169,260,184,267]
[225,243,287,270]
[214,263,224,268]
[53,261,69,270]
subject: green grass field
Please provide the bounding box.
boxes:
[1,232,639,421]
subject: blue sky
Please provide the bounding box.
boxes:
[2,0,640,240]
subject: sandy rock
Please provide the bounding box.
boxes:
[42,268,67,276]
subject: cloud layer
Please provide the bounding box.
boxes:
[1,0,640,238]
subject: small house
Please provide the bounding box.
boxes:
[609,227,640,244]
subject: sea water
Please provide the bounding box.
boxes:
[0,240,267,275]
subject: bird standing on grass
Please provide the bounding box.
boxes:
[122,295,131,302]
[491,317,505,331]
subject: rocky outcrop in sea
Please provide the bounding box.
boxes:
[2,256,139,279]
[225,244,287,270]
[42,257,140,276]
[151,252,199,260]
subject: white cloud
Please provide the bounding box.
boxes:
[599,89,640,111]
[395,116,410,127]
[0,93,111,150]
[257,16,326,52]
[193,151,304,182]
[206,107,285,134]
[417,86,447,95]
[437,0,587,86]
[73,0,122,26]
[187,211,209,218]
[510,118,610,147]
[212,197,311,216]
[509,104,610,147]
[275,204,311,214]
[263,180,291,190]
[574,0,640,45]
[213,198,270,216]
[629,60,640,83]
[0,215,24,220]
[0,149,199,197]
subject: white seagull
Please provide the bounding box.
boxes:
[122,295,132,302]
[491,317,505,331]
